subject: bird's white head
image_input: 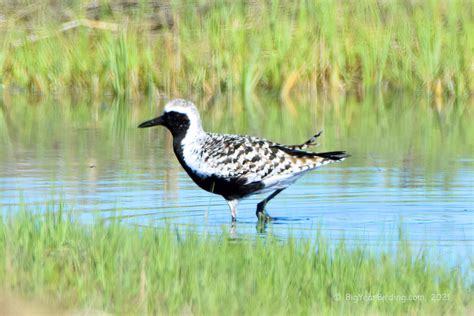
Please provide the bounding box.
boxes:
[138,99,204,139]
[164,99,202,127]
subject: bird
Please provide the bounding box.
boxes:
[138,99,348,222]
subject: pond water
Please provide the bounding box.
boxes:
[0,93,473,266]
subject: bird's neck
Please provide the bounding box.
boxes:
[172,125,207,179]
[172,122,204,143]
[172,123,205,156]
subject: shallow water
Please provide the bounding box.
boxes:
[1,93,473,265]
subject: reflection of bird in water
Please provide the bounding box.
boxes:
[139,99,348,222]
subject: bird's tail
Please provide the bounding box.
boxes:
[307,151,349,168]
[272,144,349,168]
[314,151,349,162]
[284,132,349,163]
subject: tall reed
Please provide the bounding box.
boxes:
[0,1,471,98]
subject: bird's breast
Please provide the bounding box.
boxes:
[172,140,265,199]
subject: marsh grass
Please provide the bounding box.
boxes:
[0,1,472,98]
[0,204,471,315]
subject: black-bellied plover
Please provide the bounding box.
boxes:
[139,99,348,222]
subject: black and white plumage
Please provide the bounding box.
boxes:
[139,99,348,222]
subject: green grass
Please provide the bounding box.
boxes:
[0,204,471,315]
[0,0,472,98]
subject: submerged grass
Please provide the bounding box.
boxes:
[0,0,472,98]
[0,205,471,315]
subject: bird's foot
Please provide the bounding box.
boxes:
[256,220,267,234]
[256,211,273,223]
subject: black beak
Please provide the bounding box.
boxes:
[138,116,164,128]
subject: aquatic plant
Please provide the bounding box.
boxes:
[0,204,471,314]
[0,0,472,98]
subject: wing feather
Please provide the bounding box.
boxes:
[194,133,347,185]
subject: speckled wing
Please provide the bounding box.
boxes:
[285,131,322,150]
[199,133,279,181]
[200,133,347,185]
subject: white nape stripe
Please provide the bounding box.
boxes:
[164,99,202,127]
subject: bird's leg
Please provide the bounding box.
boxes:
[256,188,285,222]
[229,221,237,238]
[226,199,239,222]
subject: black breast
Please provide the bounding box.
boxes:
[172,143,264,200]
[189,173,264,200]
